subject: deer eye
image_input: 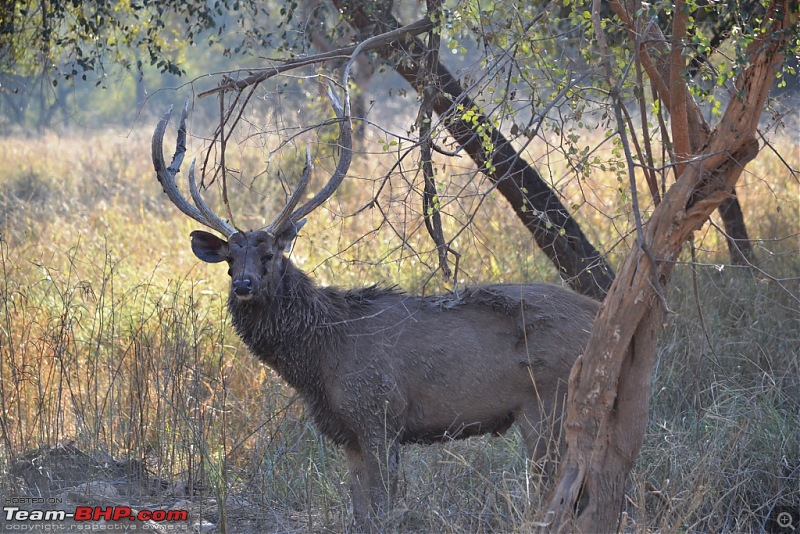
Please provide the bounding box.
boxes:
[261,254,274,266]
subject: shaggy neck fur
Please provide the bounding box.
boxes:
[226,258,399,401]
[226,258,403,447]
[227,260,332,393]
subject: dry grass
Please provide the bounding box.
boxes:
[0,120,797,532]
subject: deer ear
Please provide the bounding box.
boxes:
[190,230,229,263]
[276,219,306,253]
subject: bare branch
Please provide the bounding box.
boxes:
[197,17,436,99]
[670,0,691,178]
[635,48,661,205]
[418,0,452,280]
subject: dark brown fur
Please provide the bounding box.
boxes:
[189,226,599,527]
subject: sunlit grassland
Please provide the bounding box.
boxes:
[0,123,797,532]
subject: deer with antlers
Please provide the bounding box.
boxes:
[151,87,598,529]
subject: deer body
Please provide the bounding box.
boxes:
[152,93,598,527]
[190,227,599,525]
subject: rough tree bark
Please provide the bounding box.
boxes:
[329,0,615,300]
[539,0,794,530]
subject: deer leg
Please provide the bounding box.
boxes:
[517,399,562,477]
[345,445,370,527]
[345,439,399,529]
[358,437,400,528]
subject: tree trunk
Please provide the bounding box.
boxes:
[718,190,755,265]
[330,0,615,300]
[540,0,792,530]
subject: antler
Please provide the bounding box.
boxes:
[154,68,352,239]
[152,100,237,238]
[264,146,313,236]
[264,82,353,236]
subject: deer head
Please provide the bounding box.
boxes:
[152,89,352,301]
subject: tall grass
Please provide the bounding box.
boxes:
[0,123,797,532]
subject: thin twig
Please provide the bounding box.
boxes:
[758,129,800,180]
[634,33,661,205]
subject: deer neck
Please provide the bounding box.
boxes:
[227,259,343,394]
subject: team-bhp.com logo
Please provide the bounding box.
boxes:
[4,505,188,523]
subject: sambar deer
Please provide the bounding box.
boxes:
[151,93,598,529]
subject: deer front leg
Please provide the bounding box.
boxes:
[345,439,400,530]
[345,445,371,528]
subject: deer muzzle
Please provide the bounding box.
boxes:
[232,278,254,300]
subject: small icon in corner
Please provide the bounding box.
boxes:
[777,511,796,531]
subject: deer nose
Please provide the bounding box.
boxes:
[232,278,253,296]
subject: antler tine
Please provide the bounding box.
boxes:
[278,83,353,226]
[152,100,236,238]
[265,147,313,236]
[152,105,206,225]
[188,159,237,237]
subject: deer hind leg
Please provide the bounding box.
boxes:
[516,396,564,478]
